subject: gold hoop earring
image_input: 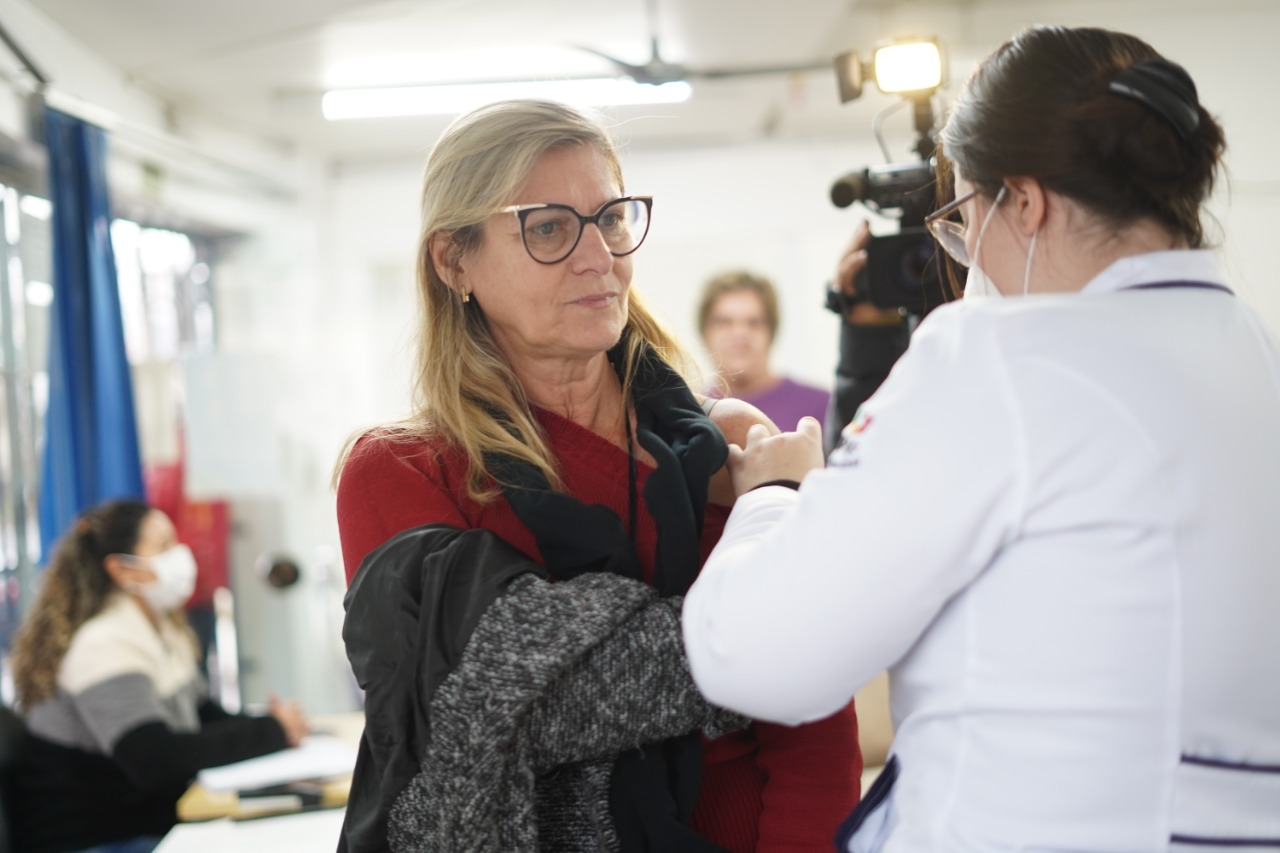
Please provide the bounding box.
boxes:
[461,290,471,304]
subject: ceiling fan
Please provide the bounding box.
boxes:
[572,0,832,86]
[320,0,837,120]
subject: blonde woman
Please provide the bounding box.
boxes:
[336,100,862,852]
[10,499,306,853]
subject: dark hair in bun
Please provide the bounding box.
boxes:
[940,25,1226,247]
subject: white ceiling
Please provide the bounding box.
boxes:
[24,0,941,162]
[28,0,1266,167]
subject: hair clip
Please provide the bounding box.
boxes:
[1108,59,1200,140]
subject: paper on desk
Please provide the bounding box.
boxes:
[197,735,358,793]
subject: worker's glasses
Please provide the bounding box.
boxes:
[501,195,652,265]
[924,189,978,267]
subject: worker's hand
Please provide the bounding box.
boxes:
[269,693,310,748]
[727,416,826,497]
[835,220,907,326]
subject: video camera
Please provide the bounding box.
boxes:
[829,162,943,316]
[830,39,950,316]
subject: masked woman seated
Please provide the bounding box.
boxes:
[10,499,309,853]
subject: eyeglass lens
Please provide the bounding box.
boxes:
[925,191,974,267]
[520,198,650,264]
[929,218,970,267]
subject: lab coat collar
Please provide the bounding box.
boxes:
[1081,249,1230,296]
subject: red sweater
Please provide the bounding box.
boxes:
[337,409,862,852]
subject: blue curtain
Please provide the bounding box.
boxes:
[37,107,144,560]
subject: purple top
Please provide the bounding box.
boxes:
[711,376,832,434]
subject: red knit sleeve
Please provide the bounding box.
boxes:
[752,700,862,852]
[335,434,469,583]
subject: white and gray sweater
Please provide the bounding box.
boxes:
[14,592,288,853]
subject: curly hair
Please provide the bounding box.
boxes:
[11,499,151,709]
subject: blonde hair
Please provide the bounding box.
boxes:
[339,100,689,502]
[11,501,193,709]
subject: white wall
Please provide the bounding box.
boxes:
[621,139,898,388]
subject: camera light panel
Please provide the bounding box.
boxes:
[873,40,944,95]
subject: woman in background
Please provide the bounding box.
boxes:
[698,270,831,434]
[10,499,307,853]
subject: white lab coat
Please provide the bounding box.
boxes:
[683,250,1280,852]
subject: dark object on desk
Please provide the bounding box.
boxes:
[0,705,26,853]
[239,780,325,807]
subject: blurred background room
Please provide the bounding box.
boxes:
[0,0,1272,725]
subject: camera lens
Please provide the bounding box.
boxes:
[863,228,945,315]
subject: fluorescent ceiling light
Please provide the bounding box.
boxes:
[326,48,598,89]
[322,78,693,120]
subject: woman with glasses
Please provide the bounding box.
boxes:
[335,99,861,853]
[683,25,1280,853]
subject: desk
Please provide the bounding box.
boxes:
[155,808,345,853]
[170,706,360,819]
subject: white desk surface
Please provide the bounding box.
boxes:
[155,808,345,852]
[162,711,362,849]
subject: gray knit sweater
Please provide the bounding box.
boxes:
[386,571,745,853]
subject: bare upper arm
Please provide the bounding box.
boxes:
[698,395,778,507]
[698,395,779,447]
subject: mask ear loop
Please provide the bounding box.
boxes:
[1023,228,1039,295]
[115,553,158,588]
[970,185,1008,278]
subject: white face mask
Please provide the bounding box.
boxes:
[963,264,1001,299]
[962,186,1043,298]
[963,187,1008,300]
[127,544,197,614]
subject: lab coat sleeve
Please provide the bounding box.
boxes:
[682,305,1028,724]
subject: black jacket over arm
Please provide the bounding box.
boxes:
[339,524,744,853]
[340,524,537,853]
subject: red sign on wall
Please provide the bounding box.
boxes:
[144,460,228,607]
